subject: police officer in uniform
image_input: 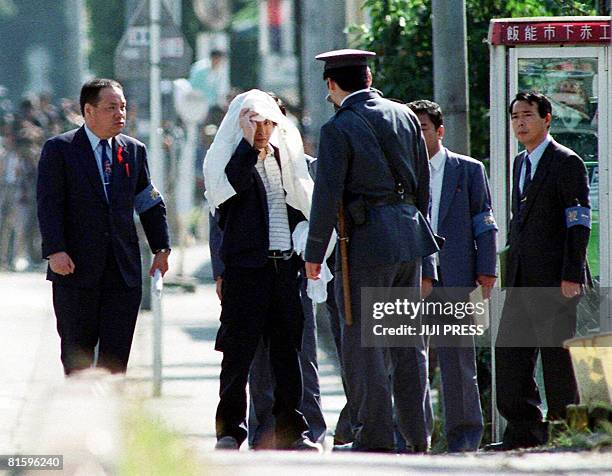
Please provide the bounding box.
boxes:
[305,50,439,452]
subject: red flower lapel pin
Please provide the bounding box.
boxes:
[117,145,130,177]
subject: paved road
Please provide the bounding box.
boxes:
[126,245,348,453]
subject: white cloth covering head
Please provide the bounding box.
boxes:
[203,89,313,219]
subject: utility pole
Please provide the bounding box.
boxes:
[300,0,346,149]
[432,0,470,156]
[149,0,164,192]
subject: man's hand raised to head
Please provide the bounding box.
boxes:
[48,251,75,276]
[239,108,259,147]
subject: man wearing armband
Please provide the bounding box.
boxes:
[490,91,591,451]
[408,99,497,452]
[37,79,170,375]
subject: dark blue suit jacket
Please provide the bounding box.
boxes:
[217,139,305,269]
[209,211,224,279]
[435,149,497,287]
[37,126,169,288]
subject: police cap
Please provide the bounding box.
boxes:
[315,49,376,71]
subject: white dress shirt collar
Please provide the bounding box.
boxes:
[519,134,552,192]
[340,88,372,107]
[84,124,110,151]
[526,133,552,169]
[429,147,446,172]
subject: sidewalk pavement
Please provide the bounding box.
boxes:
[1,248,611,474]
[0,271,64,455]
[127,243,349,453]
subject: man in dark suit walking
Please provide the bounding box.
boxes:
[492,91,590,450]
[37,78,170,375]
[305,50,439,452]
[408,99,497,452]
[203,89,320,452]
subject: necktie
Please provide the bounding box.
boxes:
[519,154,531,216]
[100,140,112,203]
[521,154,532,197]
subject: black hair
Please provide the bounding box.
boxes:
[79,78,123,116]
[407,99,444,129]
[323,65,369,93]
[508,91,552,119]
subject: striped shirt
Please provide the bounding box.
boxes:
[254,148,292,251]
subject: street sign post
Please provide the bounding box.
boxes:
[114,0,192,396]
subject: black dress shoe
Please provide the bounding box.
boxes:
[215,436,239,450]
[483,441,511,452]
[333,443,395,453]
[333,438,353,446]
[290,437,323,452]
[332,443,354,452]
[484,440,541,452]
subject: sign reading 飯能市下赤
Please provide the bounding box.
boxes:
[490,19,611,46]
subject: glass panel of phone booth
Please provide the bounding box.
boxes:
[515,54,601,335]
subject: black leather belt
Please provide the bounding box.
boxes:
[268,249,294,260]
[365,194,416,207]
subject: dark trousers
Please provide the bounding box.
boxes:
[52,249,142,375]
[335,259,432,451]
[324,272,353,444]
[495,285,579,447]
[215,257,308,447]
[247,272,327,448]
[427,286,483,452]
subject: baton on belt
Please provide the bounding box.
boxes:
[338,204,353,326]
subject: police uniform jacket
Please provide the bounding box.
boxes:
[305,89,437,272]
[37,126,169,288]
[505,139,590,287]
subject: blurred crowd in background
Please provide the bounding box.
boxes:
[0,89,84,271]
[0,83,261,272]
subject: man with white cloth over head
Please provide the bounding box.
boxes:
[204,89,325,451]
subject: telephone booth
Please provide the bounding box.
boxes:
[488,16,612,438]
